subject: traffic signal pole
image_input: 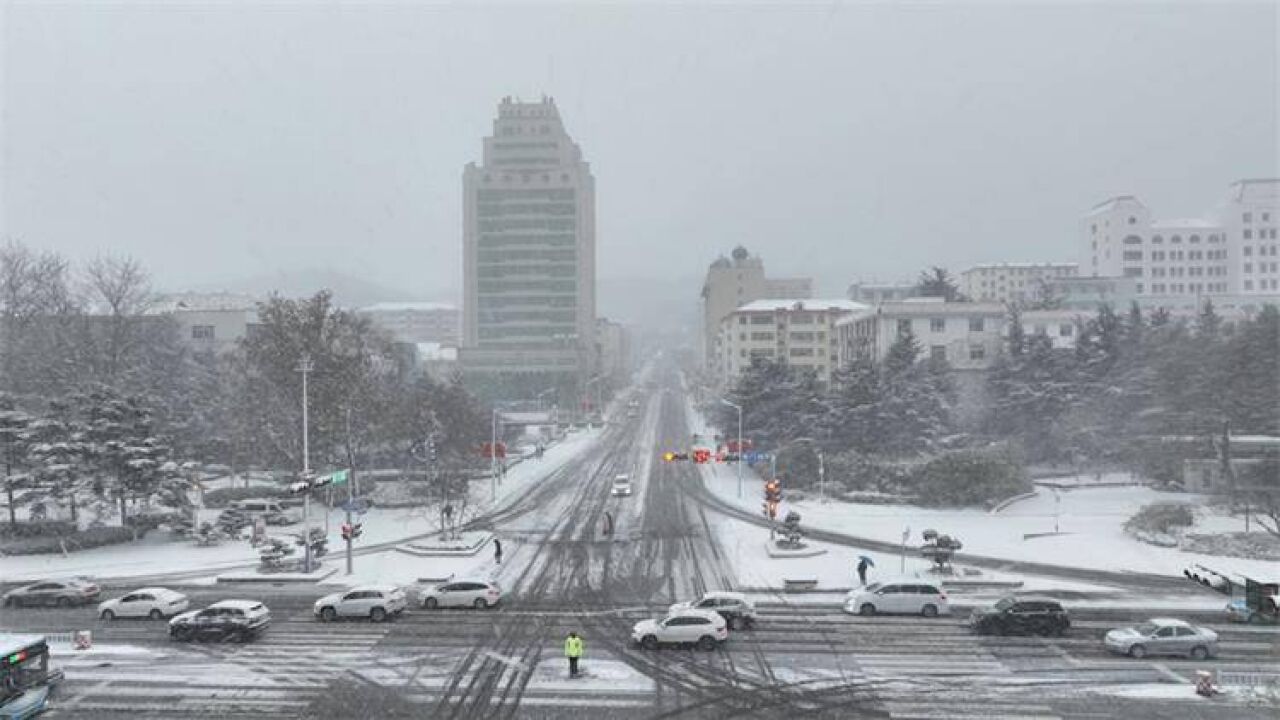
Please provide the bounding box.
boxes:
[345,474,353,576]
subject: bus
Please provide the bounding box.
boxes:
[0,634,62,719]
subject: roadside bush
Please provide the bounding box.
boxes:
[202,485,290,508]
[909,448,1030,508]
[0,520,77,539]
[1124,502,1195,535]
[0,526,145,556]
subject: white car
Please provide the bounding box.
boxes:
[418,579,502,610]
[632,608,728,651]
[669,591,758,630]
[98,587,189,620]
[1104,618,1220,659]
[313,585,407,622]
[611,474,632,496]
[845,580,951,617]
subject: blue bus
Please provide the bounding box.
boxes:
[0,634,62,720]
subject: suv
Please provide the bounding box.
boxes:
[669,591,757,630]
[845,581,950,617]
[611,474,633,497]
[314,585,407,622]
[970,596,1070,636]
[632,609,728,651]
[169,600,271,642]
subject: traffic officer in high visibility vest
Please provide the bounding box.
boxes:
[564,631,584,677]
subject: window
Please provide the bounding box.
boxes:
[1244,212,1253,223]
[1136,283,1143,294]
[788,347,814,357]
[1151,235,1163,244]
[738,316,747,325]
[191,325,215,340]
[1245,229,1253,239]
[1265,213,1272,222]
[1245,263,1252,273]
[1171,235,1182,244]
[968,344,986,361]
[968,317,984,332]
[1244,246,1253,256]
[930,346,946,363]
[1033,323,1046,335]
[1127,216,1136,225]
[1122,235,1142,245]
[1059,324,1073,337]
[1123,267,1143,277]
[897,319,912,336]
[1122,250,1142,261]
[929,318,945,332]
[1189,234,1201,244]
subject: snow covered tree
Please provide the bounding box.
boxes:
[0,397,34,526]
[915,267,966,302]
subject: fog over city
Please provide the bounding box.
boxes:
[1,3,1278,720]
[3,2,1275,326]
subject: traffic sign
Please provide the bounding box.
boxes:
[339,497,369,514]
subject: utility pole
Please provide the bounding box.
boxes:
[297,354,314,574]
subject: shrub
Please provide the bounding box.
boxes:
[1124,502,1195,535]
[202,485,291,508]
[0,526,145,556]
[0,520,77,539]
[909,448,1030,508]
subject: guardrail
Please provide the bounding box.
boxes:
[1219,671,1280,687]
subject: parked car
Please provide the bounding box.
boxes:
[1103,618,1218,659]
[418,579,502,610]
[2,578,100,608]
[969,596,1070,636]
[169,600,270,643]
[98,587,189,620]
[632,608,728,651]
[1225,596,1278,624]
[669,591,757,630]
[845,580,950,617]
[313,585,408,622]
[611,474,633,497]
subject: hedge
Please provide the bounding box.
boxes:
[0,520,78,539]
[0,525,147,556]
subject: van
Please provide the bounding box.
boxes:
[844,580,950,617]
[229,499,288,515]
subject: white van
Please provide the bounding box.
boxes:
[229,498,288,515]
[611,474,633,497]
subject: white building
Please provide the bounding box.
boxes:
[1083,179,1280,300]
[149,293,260,354]
[460,96,597,397]
[716,299,864,386]
[359,302,459,345]
[836,299,1007,371]
[960,263,1078,304]
[1012,309,1084,350]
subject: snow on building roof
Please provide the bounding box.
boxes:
[871,301,1008,317]
[961,262,1078,272]
[360,302,458,313]
[148,292,259,314]
[1150,218,1220,230]
[734,299,868,313]
[1088,195,1144,213]
[415,342,458,361]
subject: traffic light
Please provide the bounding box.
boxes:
[351,523,362,539]
[341,522,353,541]
[693,448,712,464]
[662,451,690,462]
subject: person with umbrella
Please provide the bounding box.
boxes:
[857,555,874,586]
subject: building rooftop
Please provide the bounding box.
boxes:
[735,299,868,313]
[148,292,259,314]
[962,262,1078,272]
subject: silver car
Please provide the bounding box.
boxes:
[1103,618,1219,659]
[313,585,408,622]
[2,578,101,608]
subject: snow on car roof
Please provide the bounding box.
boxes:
[211,599,266,610]
[703,591,747,600]
[1149,618,1191,627]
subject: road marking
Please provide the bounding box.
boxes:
[1151,662,1186,683]
[1044,642,1084,667]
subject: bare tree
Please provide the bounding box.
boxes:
[0,241,75,393]
[82,255,153,383]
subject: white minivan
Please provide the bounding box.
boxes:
[845,580,951,617]
[611,474,632,497]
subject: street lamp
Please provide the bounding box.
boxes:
[295,353,314,573]
[719,398,743,499]
[490,408,504,502]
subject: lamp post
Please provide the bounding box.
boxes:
[296,353,314,573]
[490,408,504,502]
[720,398,743,499]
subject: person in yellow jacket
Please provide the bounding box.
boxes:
[564,631,584,677]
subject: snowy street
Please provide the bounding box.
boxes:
[3,368,1276,719]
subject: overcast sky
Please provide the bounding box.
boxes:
[2,1,1277,326]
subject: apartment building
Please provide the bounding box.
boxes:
[716,299,863,386]
[960,263,1078,304]
[836,299,1006,371]
[700,246,812,373]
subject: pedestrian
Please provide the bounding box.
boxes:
[494,538,503,565]
[857,556,871,586]
[564,631,584,677]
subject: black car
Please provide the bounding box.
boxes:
[970,596,1070,636]
[169,600,271,643]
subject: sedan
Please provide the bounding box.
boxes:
[98,587,189,620]
[419,580,502,610]
[314,585,408,622]
[2,578,100,608]
[632,608,728,651]
[1104,618,1219,659]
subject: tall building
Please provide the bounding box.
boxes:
[960,263,1078,304]
[1083,179,1280,300]
[716,299,862,386]
[699,246,811,373]
[461,97,596,400]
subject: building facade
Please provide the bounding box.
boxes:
[461,97,596,399]
[715,299,863,386]
[149,293,260,354]
[359,302,459,345]
[960,263,1078,304]
[846,281,918,305]
[595,317,631,389]
[836,299,1007,371]
[1083,179,1280,300]
[700,246,811,373]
